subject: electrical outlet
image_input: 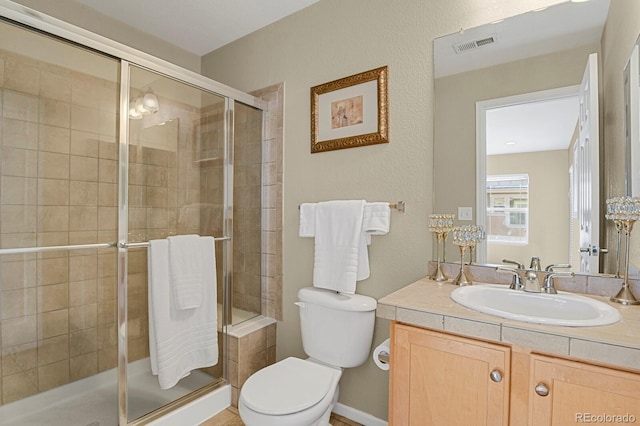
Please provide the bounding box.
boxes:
[458,207,473,221]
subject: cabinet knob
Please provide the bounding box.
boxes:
[489,369,502,383]
[535,383,549,397]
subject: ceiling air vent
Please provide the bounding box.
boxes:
[453,34,498,54]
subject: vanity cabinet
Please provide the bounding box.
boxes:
[389,322,511,425]
[528,354,640,425]
[389,322,640,426]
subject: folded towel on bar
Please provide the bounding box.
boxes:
[299,201,392,288]
[148,237,218,389]
[168,234,204,310]
[311,200,366,294]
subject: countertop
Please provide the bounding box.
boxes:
[377,277,640,371]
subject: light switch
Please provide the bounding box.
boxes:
[458,207,473,221]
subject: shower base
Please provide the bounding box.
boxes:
[0,358,228,426]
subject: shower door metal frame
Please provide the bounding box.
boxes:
[0,1,267,424]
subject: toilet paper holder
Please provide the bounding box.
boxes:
[377,351,389,364]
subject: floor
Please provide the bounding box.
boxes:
[201,407,363,426]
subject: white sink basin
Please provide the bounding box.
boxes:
[450,284,621,327]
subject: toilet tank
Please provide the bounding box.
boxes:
[297,287,377,368]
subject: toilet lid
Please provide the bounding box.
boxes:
[241,357,338,416]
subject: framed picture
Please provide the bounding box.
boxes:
[311,66,388,153]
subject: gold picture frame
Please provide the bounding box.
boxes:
[311,66,388,153]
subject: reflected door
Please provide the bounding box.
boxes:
[577,53,601,273]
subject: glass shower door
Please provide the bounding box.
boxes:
[123,64,228,422]
[0,18,121,426]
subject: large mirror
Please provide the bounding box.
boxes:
[434,0,611,273]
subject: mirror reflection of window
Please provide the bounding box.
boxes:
[486,174,529,245]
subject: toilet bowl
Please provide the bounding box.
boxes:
[238,357,342,426]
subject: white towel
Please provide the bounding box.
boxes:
[168,234,203,310]
[312,200,365,293]
[148,237,218,389]
[357,202,391,280]
[299,203,316,237]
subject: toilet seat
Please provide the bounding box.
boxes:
[240,357,340,416]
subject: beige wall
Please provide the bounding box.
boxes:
[487,150,570,266]
[200,0,568,419]
[602,0,640,274]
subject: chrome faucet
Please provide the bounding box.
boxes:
[496,258,574,294]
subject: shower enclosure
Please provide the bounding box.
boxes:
[0,2,264,425]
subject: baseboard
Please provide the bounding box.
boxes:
[333,403,388,426]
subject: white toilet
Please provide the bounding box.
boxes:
[238,286,377,426]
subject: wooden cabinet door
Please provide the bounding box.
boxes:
[389,323,510,426]
[529,354,640,425]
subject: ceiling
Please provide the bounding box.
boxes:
[435,0,610,155]
[75,0,320,56]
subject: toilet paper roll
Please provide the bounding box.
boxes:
[372,338,390,371]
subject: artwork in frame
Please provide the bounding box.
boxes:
[311,66,388,153]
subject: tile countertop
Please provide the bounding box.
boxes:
[377,277,640,372]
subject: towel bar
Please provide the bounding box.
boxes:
[298,200,405,213]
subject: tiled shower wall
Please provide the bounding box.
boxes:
[0,48,121,404]
[0,48,218,405]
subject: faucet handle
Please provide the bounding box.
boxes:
[496,266,523,290]
[502,258,524,269]
[530,256,542,270]
[541,270,575,294]
[545,263,571,272]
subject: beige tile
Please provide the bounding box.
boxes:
[1,288,37,319]
[397,308,443,330]
[4,59,39,95]
[38,178,69,205]
[37,309,69,339]
[40,70,72,103]
[2,369,39,403]
[69,279,97,306]
[70,352,97,381]
[570,339,640,371]
[38,151,69,180]
[69,303,98,332]
[2,343,38,376]
[69,154,98,181]
[38,124,70,154]
[37,257,69,286]
[97,207,117,231]
[586,275,623,297]
[444,316,501,342]
[502,326,570,354]
[98,182,117,207]
[70,130,100,157]
[71,105,101,134]
[69,255,98,281]
[2,118,38,149]
[37,206,69,232]
[0,259,37,291]
[70,328,97,357]
[1,147,38,178]
[1,205,37,233]
[69,180,98,206]
[37,283,68,313]
[97,253,117,278]
[97,323,117,350]
[69,206,98,231]
[1,176,37,205]
[98,158,117,184]
[97,346,117,372]
[3,91,39,122]
[38,334,69,366]
[2,315,37,347]
[39,98,70,128]
[38,359,70,391]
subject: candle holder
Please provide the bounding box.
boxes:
[428,214,455,282]
[605,197,640,305]
[467,225,486,265]
[452,225,474,286]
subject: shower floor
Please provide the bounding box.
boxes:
[0,358,215,426]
